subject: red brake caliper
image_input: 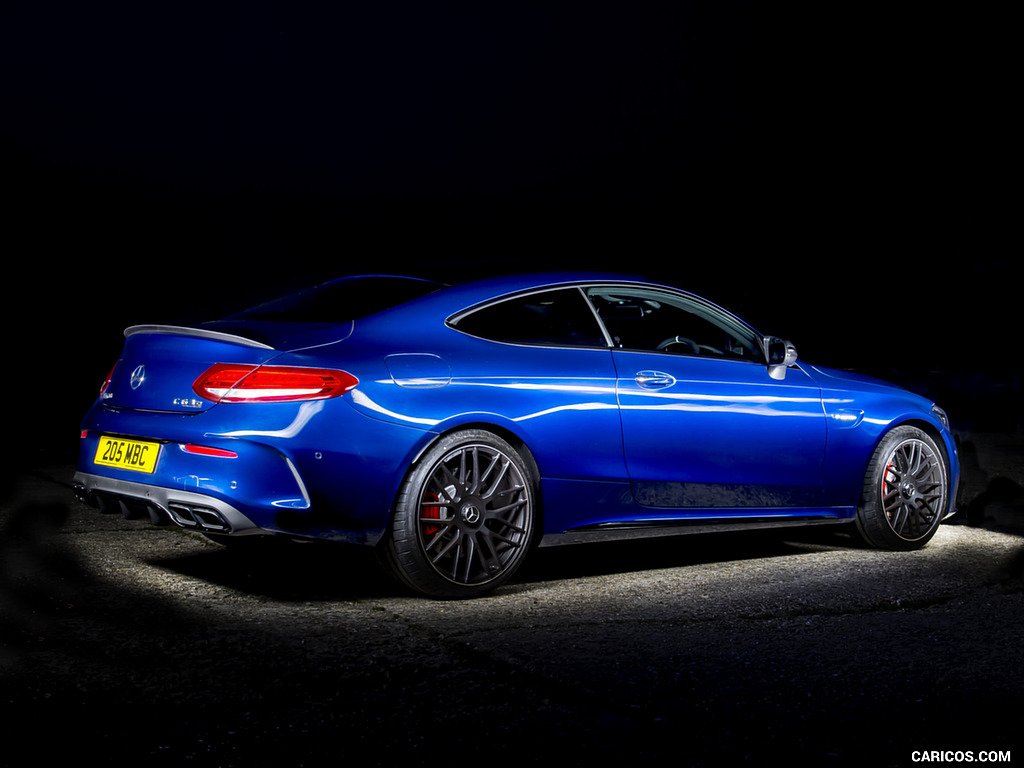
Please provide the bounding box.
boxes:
[883,462,895,497]
[422,492,441,537]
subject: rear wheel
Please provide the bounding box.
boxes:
[854,426,948,550]
[383,430,536,598]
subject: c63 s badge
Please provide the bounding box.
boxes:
[173,397,205,408]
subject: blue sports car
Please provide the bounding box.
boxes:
[74,273,959,597]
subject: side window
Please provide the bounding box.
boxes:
[586,287,762,361]
[451,288,607,347]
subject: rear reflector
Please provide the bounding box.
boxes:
[193,363,358,403]
[180,444,239,458]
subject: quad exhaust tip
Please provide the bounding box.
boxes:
[74,483,231,532]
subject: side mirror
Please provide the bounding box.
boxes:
[765,337,798,380]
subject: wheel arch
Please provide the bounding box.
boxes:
[879,417,955,475]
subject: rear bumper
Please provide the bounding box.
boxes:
[75,396,437,544]
[76,423,315,535]
[73,471,263,535]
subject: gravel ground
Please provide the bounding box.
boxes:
[2,430,1023,767]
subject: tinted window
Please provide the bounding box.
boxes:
[453,288,606,347]
[587,287,762,361]
[231,276,444,322]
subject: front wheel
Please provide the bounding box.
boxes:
[854,426,949,550]
[382,430,536,598]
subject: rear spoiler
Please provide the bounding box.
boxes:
[124,324,276,350]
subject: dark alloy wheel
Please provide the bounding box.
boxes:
[384,430,536,598]
[855,426,949,550]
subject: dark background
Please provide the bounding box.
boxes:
[1,3,1015,460]
[1,7,1020,765]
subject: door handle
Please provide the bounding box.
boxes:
[634,371,676,389]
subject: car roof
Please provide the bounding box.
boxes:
[209,272,749,350]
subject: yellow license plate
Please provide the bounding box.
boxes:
[94,436,161,473]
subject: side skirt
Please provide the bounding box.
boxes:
[538,511,855,547]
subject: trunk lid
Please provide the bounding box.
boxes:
[102,325,281,414]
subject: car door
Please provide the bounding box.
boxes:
[587,285,828,510]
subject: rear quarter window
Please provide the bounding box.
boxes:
[451,288,607,347]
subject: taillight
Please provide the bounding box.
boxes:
[100,362,119,395]
[192,363,358,403]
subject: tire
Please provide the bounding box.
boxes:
[383,430,536,598]
[854,426,949,550]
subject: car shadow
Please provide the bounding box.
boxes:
[517,524,858,585]
[145,524,859,601]
[145,538,405,601]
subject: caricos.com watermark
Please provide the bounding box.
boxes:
[911,751,1011,763]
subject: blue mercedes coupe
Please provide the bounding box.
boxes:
[74,273,959,597]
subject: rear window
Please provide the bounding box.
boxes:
[230,276,445,322]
